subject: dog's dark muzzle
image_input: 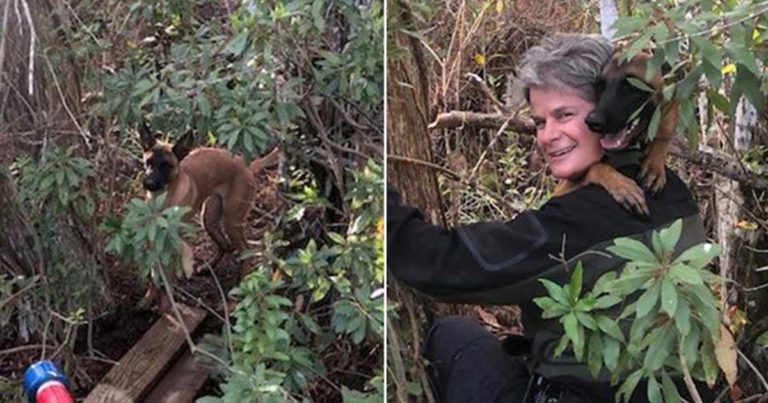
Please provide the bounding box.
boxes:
[143,178,164,192]
[585,112,607,134]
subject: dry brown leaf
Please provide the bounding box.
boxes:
[475,306,502,329]
[182,242,195,278]
[715,324,738,386]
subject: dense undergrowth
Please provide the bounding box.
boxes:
[0,0,383,401]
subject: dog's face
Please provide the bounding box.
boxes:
[139,123,194,192]
[586,52,659,150]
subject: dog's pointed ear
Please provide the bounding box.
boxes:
[139,122,156,151]
[173,130,195,161]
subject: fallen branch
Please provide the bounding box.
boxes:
[670,143,768,190]
[428,110,536,133]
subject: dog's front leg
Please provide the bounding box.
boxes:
[584,163,649,216]
[640,138,671,193]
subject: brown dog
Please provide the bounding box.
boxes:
[139,123,280,278]
[553,50,678,215]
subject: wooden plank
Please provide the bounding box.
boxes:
[84,306,206,403]
[143,349,210,403]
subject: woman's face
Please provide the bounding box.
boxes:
[530,87,604,181]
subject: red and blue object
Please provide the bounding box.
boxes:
[22,360,73,403]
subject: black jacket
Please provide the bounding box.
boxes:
[387,161,705,380]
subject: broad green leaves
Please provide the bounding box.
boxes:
[203,161,383,400]
[537,220,726,402]
[104,194,197,282]
[612,1,767,144]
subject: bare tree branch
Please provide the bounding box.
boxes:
[466,73,509,114]
[671,142,768,190]
[428,110,536,133]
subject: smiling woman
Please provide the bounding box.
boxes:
[530,87,604,181]
[386,33,712,402]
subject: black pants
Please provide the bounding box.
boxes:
[423,317,717,403]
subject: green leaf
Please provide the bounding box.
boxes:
[264,295,292,307]
[701,340,719,386]
[757,331,768,347]
[675,299,691,336]
[692,36,722,72]
[636,282,661,318]
[701,61,723,89]
[707,90,730,114]
[660,277,678,316]
[688,287,720,332]
[734,66,765,112]
[225,30,250,56]
[574,297,596,312]
[629,314,654,347]
[593,295,622,310]
[683,328,701,369]
[569,262,584,302]
[563,313,585,360]
[608,238,659,263]
[676,66,703,99]
[198,94,211,118]
[625,31,653,62]
[669,264,704,285]
[575,311,598,330]
[613,16,647,38]
[406,381,422,396]
[617,370,644,403]
[592,271,617,295]
[603,336,620,372]
[658,219,682,253]
[588,332,604,379]
[726,41,760,76]
[627,77,655,93]
[615,267,654,295]
[554,334,570,358]
[540,279,570,306]
[647,376,662,403]
[596,315,625,342]
[534,296,569,319]
[643,327,674,371]
[647,107,662,140]
[661,371,683,403]
[673,243,721,269]
[664,39,681,67]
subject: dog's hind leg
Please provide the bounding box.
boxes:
[202,194,231,270]
[222,181,256,278]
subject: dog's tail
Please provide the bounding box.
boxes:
[250,147,282,174]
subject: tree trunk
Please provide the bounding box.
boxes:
[0,0,85,162]
[386,1,444,401]
[386,0,443,224]
[717,97,768,395]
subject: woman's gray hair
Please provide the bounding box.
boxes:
[518,34,613,103]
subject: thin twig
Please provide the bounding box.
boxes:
[467,112,518,182]
[205,263,236,363]
[388,154,527,214]
[0,279,38,309]
[303,97,370,161]
[738,349,768,393]
[42,55,92,149]
[387,154,460,180]
[0,344,52,356]
[19,0,36,96]
[679,350,705,403]
[466,73,509,114]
